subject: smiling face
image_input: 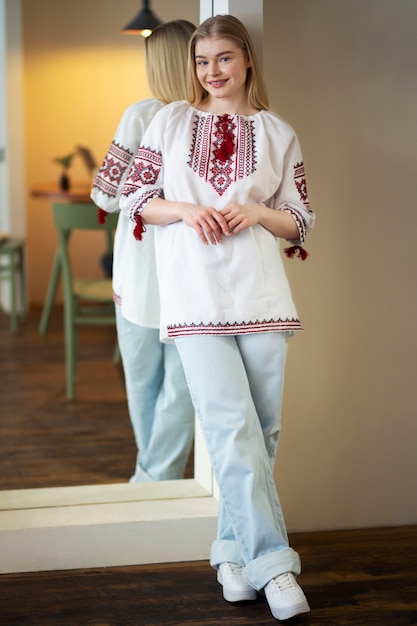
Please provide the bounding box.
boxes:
[194,36,251,114]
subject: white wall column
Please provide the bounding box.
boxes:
[0,0,10,233]
[2,0,25,237]
[0,0,25,313]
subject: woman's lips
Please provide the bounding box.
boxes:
[208,80,228,88]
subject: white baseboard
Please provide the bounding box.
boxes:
[0,480,218,573]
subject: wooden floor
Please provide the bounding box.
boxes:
[1,307,417,624]
[0,526,415,625]
[0,305,192,490]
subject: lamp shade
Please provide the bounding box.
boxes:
[121,0,162,36]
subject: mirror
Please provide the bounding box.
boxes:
[1,0,201,493]
[0,0,262,573]
[0,311,195,490]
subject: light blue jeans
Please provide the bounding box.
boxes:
[116,306,195,482]
[175,332,301,590]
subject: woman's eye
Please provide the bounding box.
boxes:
[197,60,207,66]
[220,56,230,63]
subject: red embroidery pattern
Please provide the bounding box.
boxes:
[188,114,256,196]
[283,207,306,242]
[123,147,162,196]
[93,141,132,197]
[294,162,310,210]
[126,189,161,222]
[167,318,302,338]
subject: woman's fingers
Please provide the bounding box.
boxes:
[188,207,230,245]
[219,205,243,233]
[220,203,257,234]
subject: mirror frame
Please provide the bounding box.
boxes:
[0,0,262,574]
[0,418,218,573]
[0,0,219,575]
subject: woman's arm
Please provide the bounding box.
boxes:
[219,203,300,239]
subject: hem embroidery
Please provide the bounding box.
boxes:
[167,318,303,338]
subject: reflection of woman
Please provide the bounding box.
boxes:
[120,14,315,621]
[91,20,196,482]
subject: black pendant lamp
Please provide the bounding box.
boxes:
[121,0,162,37]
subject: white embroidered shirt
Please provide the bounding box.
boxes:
[91,98,164,327]
[119,101,316,342]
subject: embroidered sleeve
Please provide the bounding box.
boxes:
[92,140,133,206]
[120,146,163,222]
[119,112,166,229]
[282,204,307,243]
[274,135,316,245]
[90,101,161,214]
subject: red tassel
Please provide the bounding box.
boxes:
[133,215,146,241]
[215,142,227,162]
[98,208,107,224]
[225,130,234,156]
[214,116,234,162]
[284,245,309,261]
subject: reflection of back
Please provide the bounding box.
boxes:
[52,202,119,399]
[90,20,197,483]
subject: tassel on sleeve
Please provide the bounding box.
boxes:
[133,214,146,241]
[97,208,107,224]
[284,245,309,261]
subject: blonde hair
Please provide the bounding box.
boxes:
[145,20,196,105]
[188,14,269,111]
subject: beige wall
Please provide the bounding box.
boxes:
[264,0,417,530]
[23,0,199,304]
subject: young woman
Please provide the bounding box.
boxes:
[91,20,196,483]
[120,15,316,621]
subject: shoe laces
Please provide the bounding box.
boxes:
[273,572,296,590]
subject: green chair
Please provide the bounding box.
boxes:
[0,236,26,332]
[52,202,119,400]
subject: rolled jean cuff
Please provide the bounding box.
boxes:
[242,548,301,591]
[210,540,245,570]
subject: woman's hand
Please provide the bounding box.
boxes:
[141,198,230,245]
[220,202,300,240]
[142,197,299,243]
[182,204,230,245]
[219,203,260,234]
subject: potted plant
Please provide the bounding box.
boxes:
[53,153,75,191]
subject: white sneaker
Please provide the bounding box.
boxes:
[264,572,310,621]
[217,562,257,602]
